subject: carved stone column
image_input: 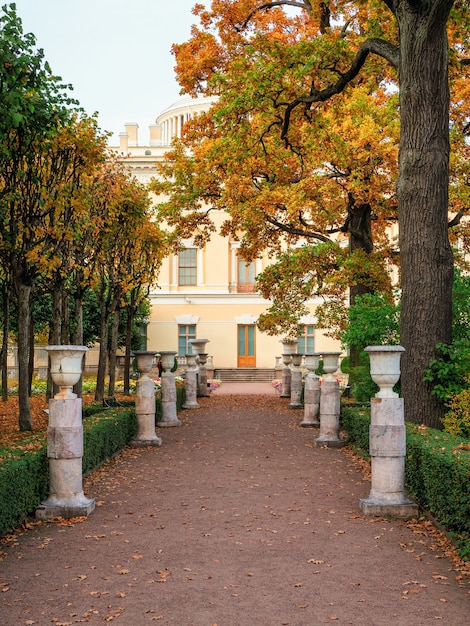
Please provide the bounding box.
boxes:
[157,351,181,427]
[301,353,321,427]
[315,352,345,448]
[189,339,210,397]
[289,353,304,409]
[36,346,95,520]
[360,346,418,518]
[182,353,200,409]
[131,351,162,447]
[280,354,292,398]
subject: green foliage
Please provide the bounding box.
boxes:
[340,402,370,454]
[341,292,399,402]
[342,291,400,353]
[423,340,470,403]
[82,408,137,475]
[442,385,470,438]
[0,438,48,536]
[0,405,136,536]
[348,364,379,404]
[406,424,470,540]
[340,402,470,560]
[424,271,470,405]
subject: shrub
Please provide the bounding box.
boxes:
[340,401,470,560]
[442,385,470,438]
[0,406,137,536]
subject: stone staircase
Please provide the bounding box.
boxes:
[214,368,276,383]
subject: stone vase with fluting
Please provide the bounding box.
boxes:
[360,346,418,518]
[157,351,181,427]
[183,353,200,409]
[131,351,162,446]
[36,346,95,520]
[301,353,321,427]
[315,352,345,448]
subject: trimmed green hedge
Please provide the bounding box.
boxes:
[0,388,187,537]
[341,401,470,559]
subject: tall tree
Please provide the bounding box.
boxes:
[87,161,166,402]
[0,4,81,429]
[155,0,470,428]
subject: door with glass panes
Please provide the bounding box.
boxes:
[238,324,256,367]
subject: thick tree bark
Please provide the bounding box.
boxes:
[15,281,32,431]
[397,3,454,428]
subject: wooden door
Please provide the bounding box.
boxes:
[238,325,256,367]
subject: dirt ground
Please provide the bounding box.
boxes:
[1,391,469,625]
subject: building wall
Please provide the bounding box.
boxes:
[111,97,344,369]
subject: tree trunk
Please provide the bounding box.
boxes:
[397,3,454,428]
[1,281,10,402]
[47,285,63,401]
[95,305,109,403]
[107,308,120,398]
[124,306,134,396]
[28,312,35,395]
[16,281,32,431]
[348,202,374,370]
[72,287,85,399]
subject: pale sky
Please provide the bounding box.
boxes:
[12,0,203,143]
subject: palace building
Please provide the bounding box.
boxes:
[111,97,342,378]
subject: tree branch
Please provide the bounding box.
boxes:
[448,209,467,229]
[265,213,332,242]
[280,38,399,141]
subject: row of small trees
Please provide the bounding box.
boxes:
[0,5,168,430]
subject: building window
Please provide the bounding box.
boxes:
[237,259,255,293]
[179,248,197,285]
[178,325,196,356]
[297,325,315,354]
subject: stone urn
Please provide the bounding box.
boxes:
[315,352,344,448]
[289,353,304,409]
[158,351,181,427]
[322,352,342,380]
[183,353,200,409]
[131,351,162,447]
[46,345,88,399]
[304,352,321,375]
[189,338,210,355]
[301,353,321,427]
[133,350,157,377]
[280,339,298,355]
[280,353,292,398]
[37,345,94,520]
[365,345,405,398]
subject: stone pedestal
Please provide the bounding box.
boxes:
[315,352,344,448]
[301,353,321,427]
[280,354,292,398]
[183,354,200,409]
[37,346,94,520]
[289,354,303,409]
[196,353,210,398]
[157,351,181,428]
[189,339,211,398]
[360,346,418,518]
[280,340,297,398]
[131,351,162,447]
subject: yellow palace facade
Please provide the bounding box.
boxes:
[111,97,342,375]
